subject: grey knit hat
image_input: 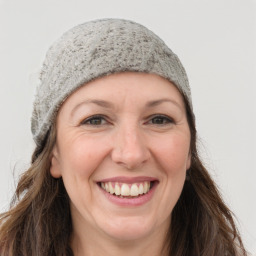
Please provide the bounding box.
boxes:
[31,18,192,147]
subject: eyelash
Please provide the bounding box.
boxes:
[81,115,109,126]
[80,114,174,126]
[146,114,174,125]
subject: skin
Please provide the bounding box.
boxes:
[50,72,191,256]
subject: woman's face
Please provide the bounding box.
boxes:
[50,72,191,243]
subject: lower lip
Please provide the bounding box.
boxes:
[99,182,158,207]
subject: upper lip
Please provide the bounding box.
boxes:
[97,176,158,183]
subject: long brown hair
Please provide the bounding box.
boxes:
[0,94,247,256]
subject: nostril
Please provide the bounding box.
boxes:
[111,134,150,169]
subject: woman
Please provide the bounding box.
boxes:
[0,18,247,256]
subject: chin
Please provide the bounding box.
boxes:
[98,215,161,241]
[104,226,152,241]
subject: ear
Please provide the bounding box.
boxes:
[50,145,62,178]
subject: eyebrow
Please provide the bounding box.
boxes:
[145,98,182,110]
[78,99,114,108]
[70,99,114,116]
[71,98,182,116]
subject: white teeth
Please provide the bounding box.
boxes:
[109,183,115,194]
[143,181,149,194]
[100,181,151,197]
[115,183,121,195]
[138,183,144,195]
[121,184,130,196]
[130,184,139,196]
[105,183,109,192]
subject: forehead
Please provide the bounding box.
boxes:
[61,72,185,108]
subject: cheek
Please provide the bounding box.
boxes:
[58,135,111,211]
[153,134,190,176]
[59,135,110,180]
[154,134,190,210]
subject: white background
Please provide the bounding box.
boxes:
[0,0,255,254]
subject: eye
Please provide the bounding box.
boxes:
[147,115,174,125]
[81,115,108,126]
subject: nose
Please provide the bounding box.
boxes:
[111,124,150,170]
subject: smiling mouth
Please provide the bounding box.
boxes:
[98,181,156,198]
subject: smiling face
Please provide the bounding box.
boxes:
[50,72,191,247]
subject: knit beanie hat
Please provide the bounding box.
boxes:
[31,18,192,147]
